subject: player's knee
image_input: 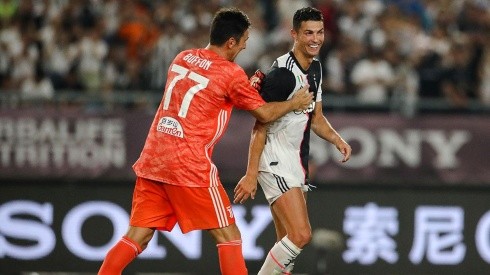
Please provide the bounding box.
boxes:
[125,227,154,251]
[289,228,312,248]
[300,229,313,247]
[209,223,242,243]
[130,234,153,251]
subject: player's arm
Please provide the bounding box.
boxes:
[311,103,351,163]
[233,120,267,204]
[250,85,312,123]
[249,67,312,123]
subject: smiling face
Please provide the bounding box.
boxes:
[292,20,325,60]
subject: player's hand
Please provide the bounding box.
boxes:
[233,175,258,204]
[250,69,265,90]
[291,84,313,111]
[337,139,352,163]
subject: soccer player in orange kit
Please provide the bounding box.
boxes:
[97,7,313,275]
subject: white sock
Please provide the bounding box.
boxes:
[258,236,302,275]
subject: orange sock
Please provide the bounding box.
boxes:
[98,236,142,275]
[217,240,248,275]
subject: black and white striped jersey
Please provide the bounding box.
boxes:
[258,51,323,185]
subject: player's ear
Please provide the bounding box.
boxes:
[226,37,237,49]
[290,29,297,40]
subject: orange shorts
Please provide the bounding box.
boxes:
[129,177,236,233]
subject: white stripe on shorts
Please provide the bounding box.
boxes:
[209,186,229,228]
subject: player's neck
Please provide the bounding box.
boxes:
[292,48,313,71]
[206,44,233,62]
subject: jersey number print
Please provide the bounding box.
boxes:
[163,64,209,118]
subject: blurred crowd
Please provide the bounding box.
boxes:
[0,0,489,110]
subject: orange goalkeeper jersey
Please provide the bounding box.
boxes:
[133,48,265,187]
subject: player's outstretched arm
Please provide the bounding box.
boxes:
[234,120,267,204]
[311,103,351,163]
[250,85,312,124]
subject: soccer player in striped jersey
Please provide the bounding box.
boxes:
[98,7,313,275]
[233,7,352,274]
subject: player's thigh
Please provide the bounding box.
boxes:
[269,182,310,240]
[164,184,236,234]
[130,177,178,231]
[258,172,308,205]
[271,187,310,232]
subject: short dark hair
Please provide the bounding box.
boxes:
[293,7,323,31]
[209,7,251,46]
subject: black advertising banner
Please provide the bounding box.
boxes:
[1,183,489,274]
[0,109,489,185]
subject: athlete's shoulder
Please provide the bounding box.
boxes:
[261,67,296,102]
[225,62,248,84]
[197,52,247,85]
[175,49,195,59]
[265,66,295,85]
[274,52,296,69]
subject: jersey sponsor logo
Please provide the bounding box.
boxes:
[157,116,184,138]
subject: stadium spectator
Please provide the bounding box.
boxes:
[313,0,341,59]
[384,40,419,116]
[441,41,480,108]
[147,21,184,90]
[43,22,79,90]
[414,49,445,99]
[20,63,54,101]
[117,1,159,61]
[323,35,359,94]
[350,45,395,104]
[234,0,267,75]
[10,38,38,90]
[77,26,109,92]
[337,0,373,44]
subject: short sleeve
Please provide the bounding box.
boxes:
[228,67,265,110]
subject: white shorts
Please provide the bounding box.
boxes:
[258,172,310,205]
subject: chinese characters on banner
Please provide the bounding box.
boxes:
[342,203,490,266]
